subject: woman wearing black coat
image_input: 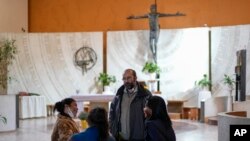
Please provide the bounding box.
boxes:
[144,96,176,141]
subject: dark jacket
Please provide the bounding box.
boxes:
[109,82,152,141]
[145,119,176,141]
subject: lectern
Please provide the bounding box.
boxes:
[235,49,246,101]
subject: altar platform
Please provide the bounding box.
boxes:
[71,94,115,112]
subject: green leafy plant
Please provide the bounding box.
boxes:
[0,115,7,124]
[98,73,116,86]
[0,39,17,63]
[223,74,235,89]
[142,61,160,73]
[0,39,17,90]
[195,74,212,89]
[78,111,88,120]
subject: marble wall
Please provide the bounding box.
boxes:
[211,25,250,97]
[107,28,209,98]
[107,24,250,100]
[1,24,250,104]
[0,32,103,104]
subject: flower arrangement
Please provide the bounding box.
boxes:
[142,61,160,74]
[98,72,116,86]
[195,74,212,89]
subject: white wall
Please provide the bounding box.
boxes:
[1,24,250,105]
[211,25,250,97]
[107,28,209,99]
[107,24,250,102]
[0,32,103,104]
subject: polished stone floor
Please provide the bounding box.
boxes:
[0,117,218,141]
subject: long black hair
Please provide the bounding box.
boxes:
[146,96,172,126]
[53,98,75,117]
[87,107,109,141]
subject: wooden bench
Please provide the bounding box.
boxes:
[167,100,186,119]
[182,106,200,120]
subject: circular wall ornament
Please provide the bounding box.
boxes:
[74,47,97,74]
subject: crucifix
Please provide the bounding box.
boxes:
[127,0,186,93]
[127,0,186,63]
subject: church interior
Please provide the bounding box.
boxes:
[1,0,250,141]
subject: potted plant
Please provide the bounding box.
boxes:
[97,72,116,94]
[195,74,212,108]
[142,61,160,80]
[0,115,7,124]
[142,61,160,74]
[0,39,17,94]
[195,74,212,90]
[223,74,235,90]
[223,74,235,112]
[78,111,88,129]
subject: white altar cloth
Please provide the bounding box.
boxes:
[71,94,115,102]
[19,96,47,119]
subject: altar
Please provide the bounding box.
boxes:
[19,96,47,119]
[167,100,187,119]
[71,94,170,113]
[71,94,115,112]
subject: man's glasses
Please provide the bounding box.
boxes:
[122,76,133,81]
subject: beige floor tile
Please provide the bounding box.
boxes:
[0,117,218,141]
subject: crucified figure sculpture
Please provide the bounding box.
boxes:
[127,4,185,63]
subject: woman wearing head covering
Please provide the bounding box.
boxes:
[70,107,115,141]
[144,96,176,141]
[51,98,80,141]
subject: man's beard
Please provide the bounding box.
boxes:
[124,83,135,90]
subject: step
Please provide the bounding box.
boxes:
[169,113,182,119]
[207,116,218,125]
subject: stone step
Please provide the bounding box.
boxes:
[169,113,182,119]
[207,116,218,125]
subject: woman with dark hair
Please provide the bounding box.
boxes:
[144,96,176,141]
[51,98,80,141]
[70,107,115,141]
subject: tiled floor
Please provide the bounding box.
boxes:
[0,117,218,141]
